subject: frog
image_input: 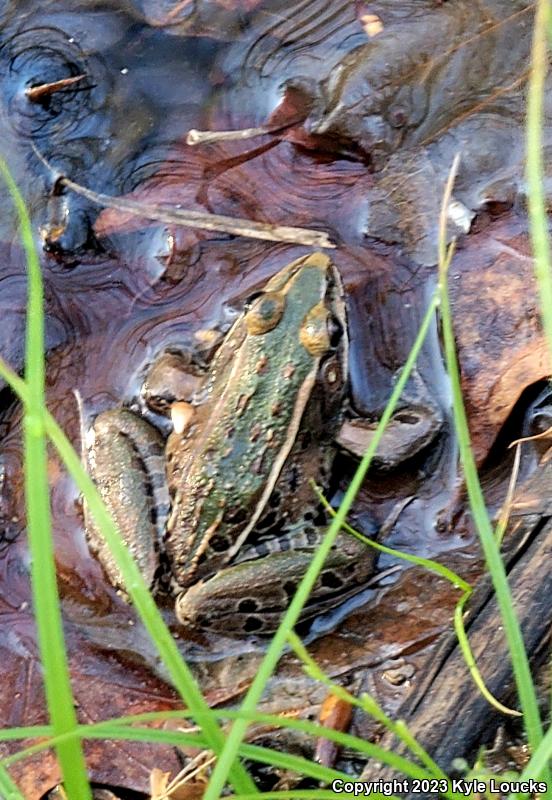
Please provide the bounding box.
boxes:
[85,252,373,635]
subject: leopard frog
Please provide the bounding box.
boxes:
[85,252,372,635]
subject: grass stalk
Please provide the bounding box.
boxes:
[0,765,25,800]
[1,707,438,787]
[0,159,92,799]
[526,0,552,357]
[437,169,546,768]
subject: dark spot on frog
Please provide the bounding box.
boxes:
[237,598,259,613]
[256,509,277,531]
[278,536,291,552]
[288,464,299,491]
[223,506,248,525]
[394,411,422,425]
[271,401,283,416]
[320,570,343,590]
[208,533,233,552]
[268,489,281,509]
[305,528,318,545]
[0,522,20,554]
[250,541,269,557]
[283,580,297,597]
[244,615,264,633]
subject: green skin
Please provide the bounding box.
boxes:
[86,253,373,635]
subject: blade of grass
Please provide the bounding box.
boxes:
[287,632,465,798]
[526,0,552,355]
[2,724,350,787]
[1,708,442,787]
[0,353,257,797]
[453,596,520,717]
[437,163,546,764]
[0,765,25,800]
[516,2,552,796]
[202,277,442,800]
[315,489,471,593]
[0,726,52,741]
[0,159,92,800]
[519,720,552,787]
[319,503,519,717]
[87,726,423,779]
[98,720,433,783]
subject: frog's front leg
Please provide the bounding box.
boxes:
[85,409,170,593]
[174,533,373,635]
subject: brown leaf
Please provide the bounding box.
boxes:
[314,693,353,767]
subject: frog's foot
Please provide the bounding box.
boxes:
[85,408,170,594]
[174,533,373,636]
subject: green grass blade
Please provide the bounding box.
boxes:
[517,5,552,796]
[315,494,472,594]
[0,159,92,800]
[99,719,433,782]
[452,597,520,718]
[519,720,552,788]
[202,286,441,800]
[0,726,52,741]
[526,0,552,354]
[323,509,518,717]
[438,185,546,764]
[0,708,440,787]
[0,765,25,800]
[287,632,460,793]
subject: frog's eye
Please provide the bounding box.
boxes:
[300,301,333,356]
[245,291,285,335]
[327,315,344,349]
[243,290,264,308]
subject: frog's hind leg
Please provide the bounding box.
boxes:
[176,530,374,635]
[85,408,170,595]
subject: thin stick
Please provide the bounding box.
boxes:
[33,146,334,248]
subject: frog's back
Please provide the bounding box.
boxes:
[164,253,346,588]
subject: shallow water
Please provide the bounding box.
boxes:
[0,2,547,795]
